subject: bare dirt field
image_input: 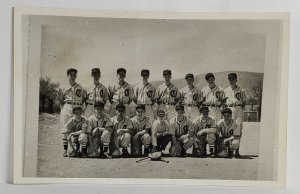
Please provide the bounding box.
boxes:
[37,113,259,180]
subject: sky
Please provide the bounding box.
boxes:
[39,17,277,87]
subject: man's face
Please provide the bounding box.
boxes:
[185,77,194,85]
[201,111,209,118]
[223,113,232,121]
[164,75,172,82]
[142,74,149,82]
[228,77,237,85]
[117,73,126,81]
[116,108,125,116]
[206,76,215,85]
[73,110,82,120]
[136,108,145,117]
[68,72,77,82]
[158,113,165,120]
[92,73,101,81]
[176,109,185,116]
[94,106,104,116]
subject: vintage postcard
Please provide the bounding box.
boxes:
[13,7,289,186]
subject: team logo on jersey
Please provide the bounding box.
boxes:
[235,92,241,100]
[205,124,211,129]
[183,125,189,132]
[102,121,107,127]
[147,91,153,98]
[170,90,176,97]
[100,90,103,97]
[193,94,198,101]
[229,129,234,135]
[215,91,221,99]
[124,89,129,96]
[75,89,82,97]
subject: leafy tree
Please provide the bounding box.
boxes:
[40,76,60,113]
[252,81,263,120]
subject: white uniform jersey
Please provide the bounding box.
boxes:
[87,113,113,134]
[130,115,152,134]
[58,83,86,105]
[157,83,179,104]
[224,85,247,106]
[169,116,194,137]
[179,86,202,106]
[134,83,156,105]
[111,116,134,132]
[201,85,225,106]
[193,116,216,133]
[85,83,109,104]
[108,82,134,104]
[216,119,240,138]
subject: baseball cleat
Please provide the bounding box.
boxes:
[63,150,68,157]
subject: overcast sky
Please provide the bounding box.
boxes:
[39,17,277,87]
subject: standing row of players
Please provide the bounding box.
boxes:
[58,67,247,158]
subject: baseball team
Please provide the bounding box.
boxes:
[57,67,247,159]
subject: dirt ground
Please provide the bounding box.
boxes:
[37,113,259,180]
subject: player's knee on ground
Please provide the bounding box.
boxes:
[120,133,131,148]
[229,139,239,151]
[141,133,151,146]
[100,130,111,144]
[79,133,88,148]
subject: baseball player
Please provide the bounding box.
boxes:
[179,73,203,120]
[216,108,241,158]
[108,68,135,117]
[169,103,195,157]
[133,69,156,122]
[130,104,152,157]
[57,68,87,157]
[84,68,109,118]
[110,103,134,158]
[87,102,113,158]
[201,73,225,122]
[151,110,173,154]
[193,106,217,157]
[156,70,179,121]
[62,106,89,158]
[224,73,247,157]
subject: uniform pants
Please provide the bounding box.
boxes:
[185,106,199,121]
[88,130,111,154]
[131,133,152,156]
[194,132,216,156]
[157,134,172,151]
[60,104,73,146]
[208,106,222,123]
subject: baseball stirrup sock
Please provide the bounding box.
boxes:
[63,145,68,150]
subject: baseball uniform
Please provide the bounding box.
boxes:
[201,85,225,122]
[87,113,113,157]
[110,116,134,156]
[216,119,241,153]
[63,116,89,156]
[84,83,109,118]
[224,85,247,132]
[108,82,135,117]
[151,119,172,151]
[179,86,202,120]
[130,115,152,156]
[169,115,195,151]
[134,83,156,122]
[58,83,87,148]
[193,116,217,156]
[157,83,179,121]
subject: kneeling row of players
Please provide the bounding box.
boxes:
[62,102,241,159]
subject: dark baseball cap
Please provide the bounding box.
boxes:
[136,104,146,111]
[185,73,194,79]
[94,101,104,108]
[72,106,82,112]
[199,106,209,113]
[222,108,232,114]
[175,103,185,111]
[141,69,150,76]
[117,68,126,74]
[67,68,77,75]
[157,109,165,115]
[91,68,100,75]
[205,73,215,80]
[163,69,172,76]
[228,73,237,79]
[116,103,126,110]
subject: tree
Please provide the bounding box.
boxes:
[247,95,257,111]
[252,80,263,121]
[40,76,60,113]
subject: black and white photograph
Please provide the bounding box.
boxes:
[13,8,289,186]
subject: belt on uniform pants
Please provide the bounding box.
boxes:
[162,103,175,105]
[205,104,220,107]
[226,104,241,107]
[65,102,81,106]
[185,104,198,107]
